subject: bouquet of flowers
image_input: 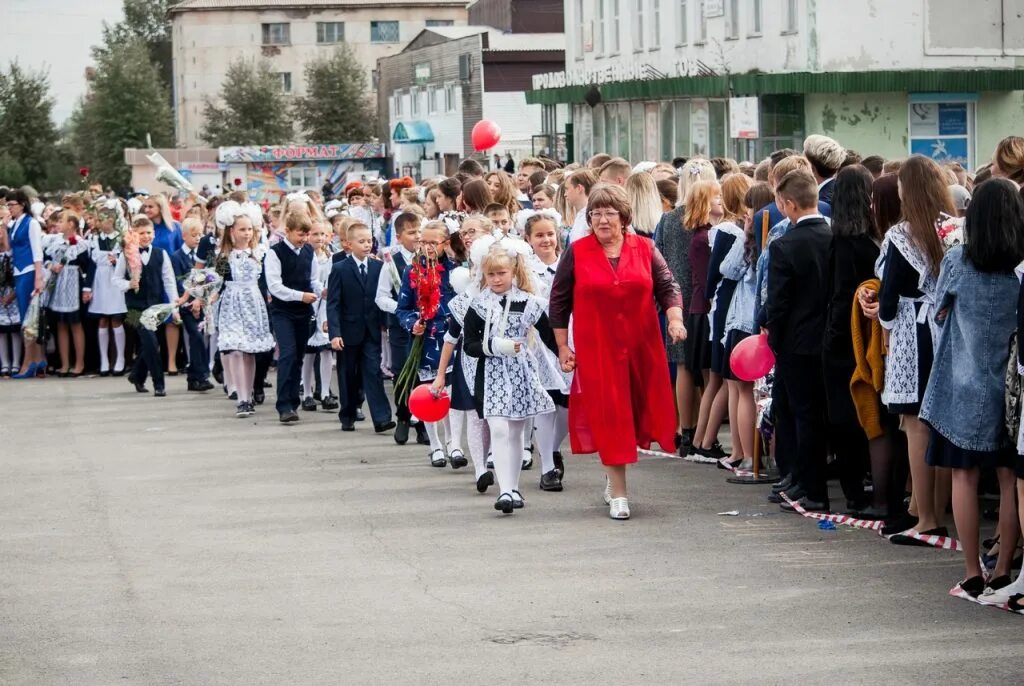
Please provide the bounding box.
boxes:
[380,249,403,292]
[394,257,445,404]
[140,303,178,331]
[21,294,43,342]
[181,268,223,327]
[147,151,194,193]
[937,214,965,251]
[122,230,143,292]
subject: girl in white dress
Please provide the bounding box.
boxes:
[211,201,274,418]
[462,236,557,514]
[86,199,128,375]
[45,212,89,376]
[301,220,338,411]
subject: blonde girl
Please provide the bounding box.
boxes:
[211,201,274,418]
[301,220,338,412]
[462,238,556,514]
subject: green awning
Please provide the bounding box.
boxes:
[392,120,434,143]
[526,69,1024,105]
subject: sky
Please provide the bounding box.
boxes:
[1,0,125,125]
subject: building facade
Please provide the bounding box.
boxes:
[529,0,1024,168]
[169,0,470,147]
[377,25,566,178]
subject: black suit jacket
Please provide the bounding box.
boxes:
[169,248,196,296]
[818,178,835,205]
[765,216,833,356]
[326,256,383,346]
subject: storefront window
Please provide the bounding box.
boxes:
[691,99,710,156]
[908,97,975,169]
[592,105,605,160]
[618,102,631,158]
[674,100,691,158]
[756,94,805,159]
[606,104,618,156]
[660,101,674,161]
[709,100,727,158]
[631,102,645,163]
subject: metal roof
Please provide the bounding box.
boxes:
[170,0,467,11]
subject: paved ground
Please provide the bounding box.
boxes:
[1,375,1022,685]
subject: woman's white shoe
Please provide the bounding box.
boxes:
[603,477,612,505]
[609,497,630,520]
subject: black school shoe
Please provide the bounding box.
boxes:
[279,411,299,424]
[476,471,495,493]
[780,496,829,513]
[188,380,214,392]
[154,388,167,397]
[693,442,727,459]
[394,420,410,445]
[253,390,265,405]
[540,469,563,492]
[301,396,318,411]
[374,421,397,434]
[889,526,949,546]
[553,450,564,477]
[415,422,430,445]
[321,395,340,410]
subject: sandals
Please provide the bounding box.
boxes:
[429,449,447,468]
[609,497,630,520]
[603,477,612,505]
[449,449,468,470]
[494,492,515,514]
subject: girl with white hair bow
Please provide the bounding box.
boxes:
[85,198,130,375]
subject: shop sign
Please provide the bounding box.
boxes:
[703,0,725,18]
[219,144,387,163]
[180,161,225,172]
[532,59,701,90]
[729,96,759,139]
[414,63,431,85]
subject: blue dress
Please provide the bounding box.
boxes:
[395,256,457,381]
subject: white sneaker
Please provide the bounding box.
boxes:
[609,497,630,520]
[603,477,612,505]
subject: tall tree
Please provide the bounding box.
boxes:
[69,41,174,189]
[0,63,66,189]
[95,0,174,92]
[200,58,293,147]
[293,46,377,142]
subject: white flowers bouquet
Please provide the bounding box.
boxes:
[140,303,179,331]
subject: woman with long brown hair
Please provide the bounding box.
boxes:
[459,178,493,215]
[877,155,956,544]
[485,171,520,215]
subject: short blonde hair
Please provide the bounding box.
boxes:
[803,134,846,176]
[181,217,204,235]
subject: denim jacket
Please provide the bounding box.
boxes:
[920,246,1018,451]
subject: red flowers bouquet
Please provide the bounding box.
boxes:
[395,258,446,404]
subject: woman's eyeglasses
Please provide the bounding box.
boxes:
[588,210,619,220]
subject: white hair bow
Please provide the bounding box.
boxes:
[215,200,246,230]
[285,191,310,204]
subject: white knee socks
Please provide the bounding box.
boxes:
[424,420,443,452]
[0,333,10,371]
[488,417,527,496]
[112,325,125,372]
[534,411,558,474]
[301,352,316,398]
[467,412,491,479]
[319,350,333,398]
[10,332,21,370]
[448,409,467,456]
[97,327,110,372]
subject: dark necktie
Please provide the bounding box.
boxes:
[547,267,556,276]
[140,247,150,254]
[359,262,367,284]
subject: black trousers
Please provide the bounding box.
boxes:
[271,313,308,415]
[337,335,392,425]
[180,309,209,383]
[773,353,829,503]
[131,326,164,391]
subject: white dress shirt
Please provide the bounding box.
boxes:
[375,246,416,314]
[263,238,321,301]
[568,207,590,244]
[112,247,178,303]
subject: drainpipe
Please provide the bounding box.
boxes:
[807,0,819,72]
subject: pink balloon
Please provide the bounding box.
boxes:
[408,384,451,422]
[729,333,775,381]
[471,120,501,151]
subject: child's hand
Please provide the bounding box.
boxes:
[857,287,879,320]
[431,375,446,395]
[301,292,317,304]
[191,300,203,317]
[331,337,345,351]
[50,263,63,274]
[107,254,117,265]
[558,345,575,372]
[412,320,426,336]
[322,321,329,333]
[129,279,140,291]
[82,291,92,304]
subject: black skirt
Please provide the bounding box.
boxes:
[51,309,81,324]
[683,312,712,379]
[722,329,752,382]
[709,280,737,376]
[925,427,1015,471]
[448,349,476,412]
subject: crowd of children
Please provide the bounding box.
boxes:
[3,137,1024,613]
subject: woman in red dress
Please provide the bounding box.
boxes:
[549,185,686,519]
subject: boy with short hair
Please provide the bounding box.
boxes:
[327,223,395,433]
[114,215,179,397]
[171,218,213,392]
[484,203,512,235]
[265,211,322,423]
[765,170,833,513]
[374,212,422,444]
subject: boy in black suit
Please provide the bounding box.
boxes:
[170,218,213,392]
[373,212,421,444]
[765,170,833,513]
[327,223,395,433]
[114,216,180,397]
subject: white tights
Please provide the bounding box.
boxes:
[302,351,334,399]
[447,409,468,456]
[534,406,569,474]
[466,412,491,478]
[488,417,527,496]
[0,332,22,371]
[423,420,443,452]
[222,351,255,403]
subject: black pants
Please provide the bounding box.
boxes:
[388,324,412,421]
[774,353,829,503]
[131,326,164,391]
[180,309,209,383]
[271,313,308,415]
[337,336,392,425]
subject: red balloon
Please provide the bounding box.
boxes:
[729,333,775,381]
[408,384,451,422]
[471,120,502,151]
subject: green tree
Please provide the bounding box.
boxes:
[200,58,293,146]
[293,46,377,142]
[69,41,174,188]
[0,63,68,189]
[95,0,173,91]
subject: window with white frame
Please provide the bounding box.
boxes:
[275,72,292,93]
[610,0,621,52]
[678,0,688,44]
[748,0,762,35]
[633,0,645,50]
[288,166,318,189]
[596,0,606,53]
[393,90,404,116]
[783,0,798,33]
[726,0,740,38]
[371,20,400,43]
[316,22,344,43]
[697,0,707,41]
[576,0,585,55]
[261,23,290,45]
[651,0,661,48]
[410,87,421,116]
[428,86,440,114]
[444,83,457,112]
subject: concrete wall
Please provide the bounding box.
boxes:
[172,6,469,146]
[804,92,908,161]
[977,91,1024,165]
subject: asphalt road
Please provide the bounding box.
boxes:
[2,376,1022,685]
